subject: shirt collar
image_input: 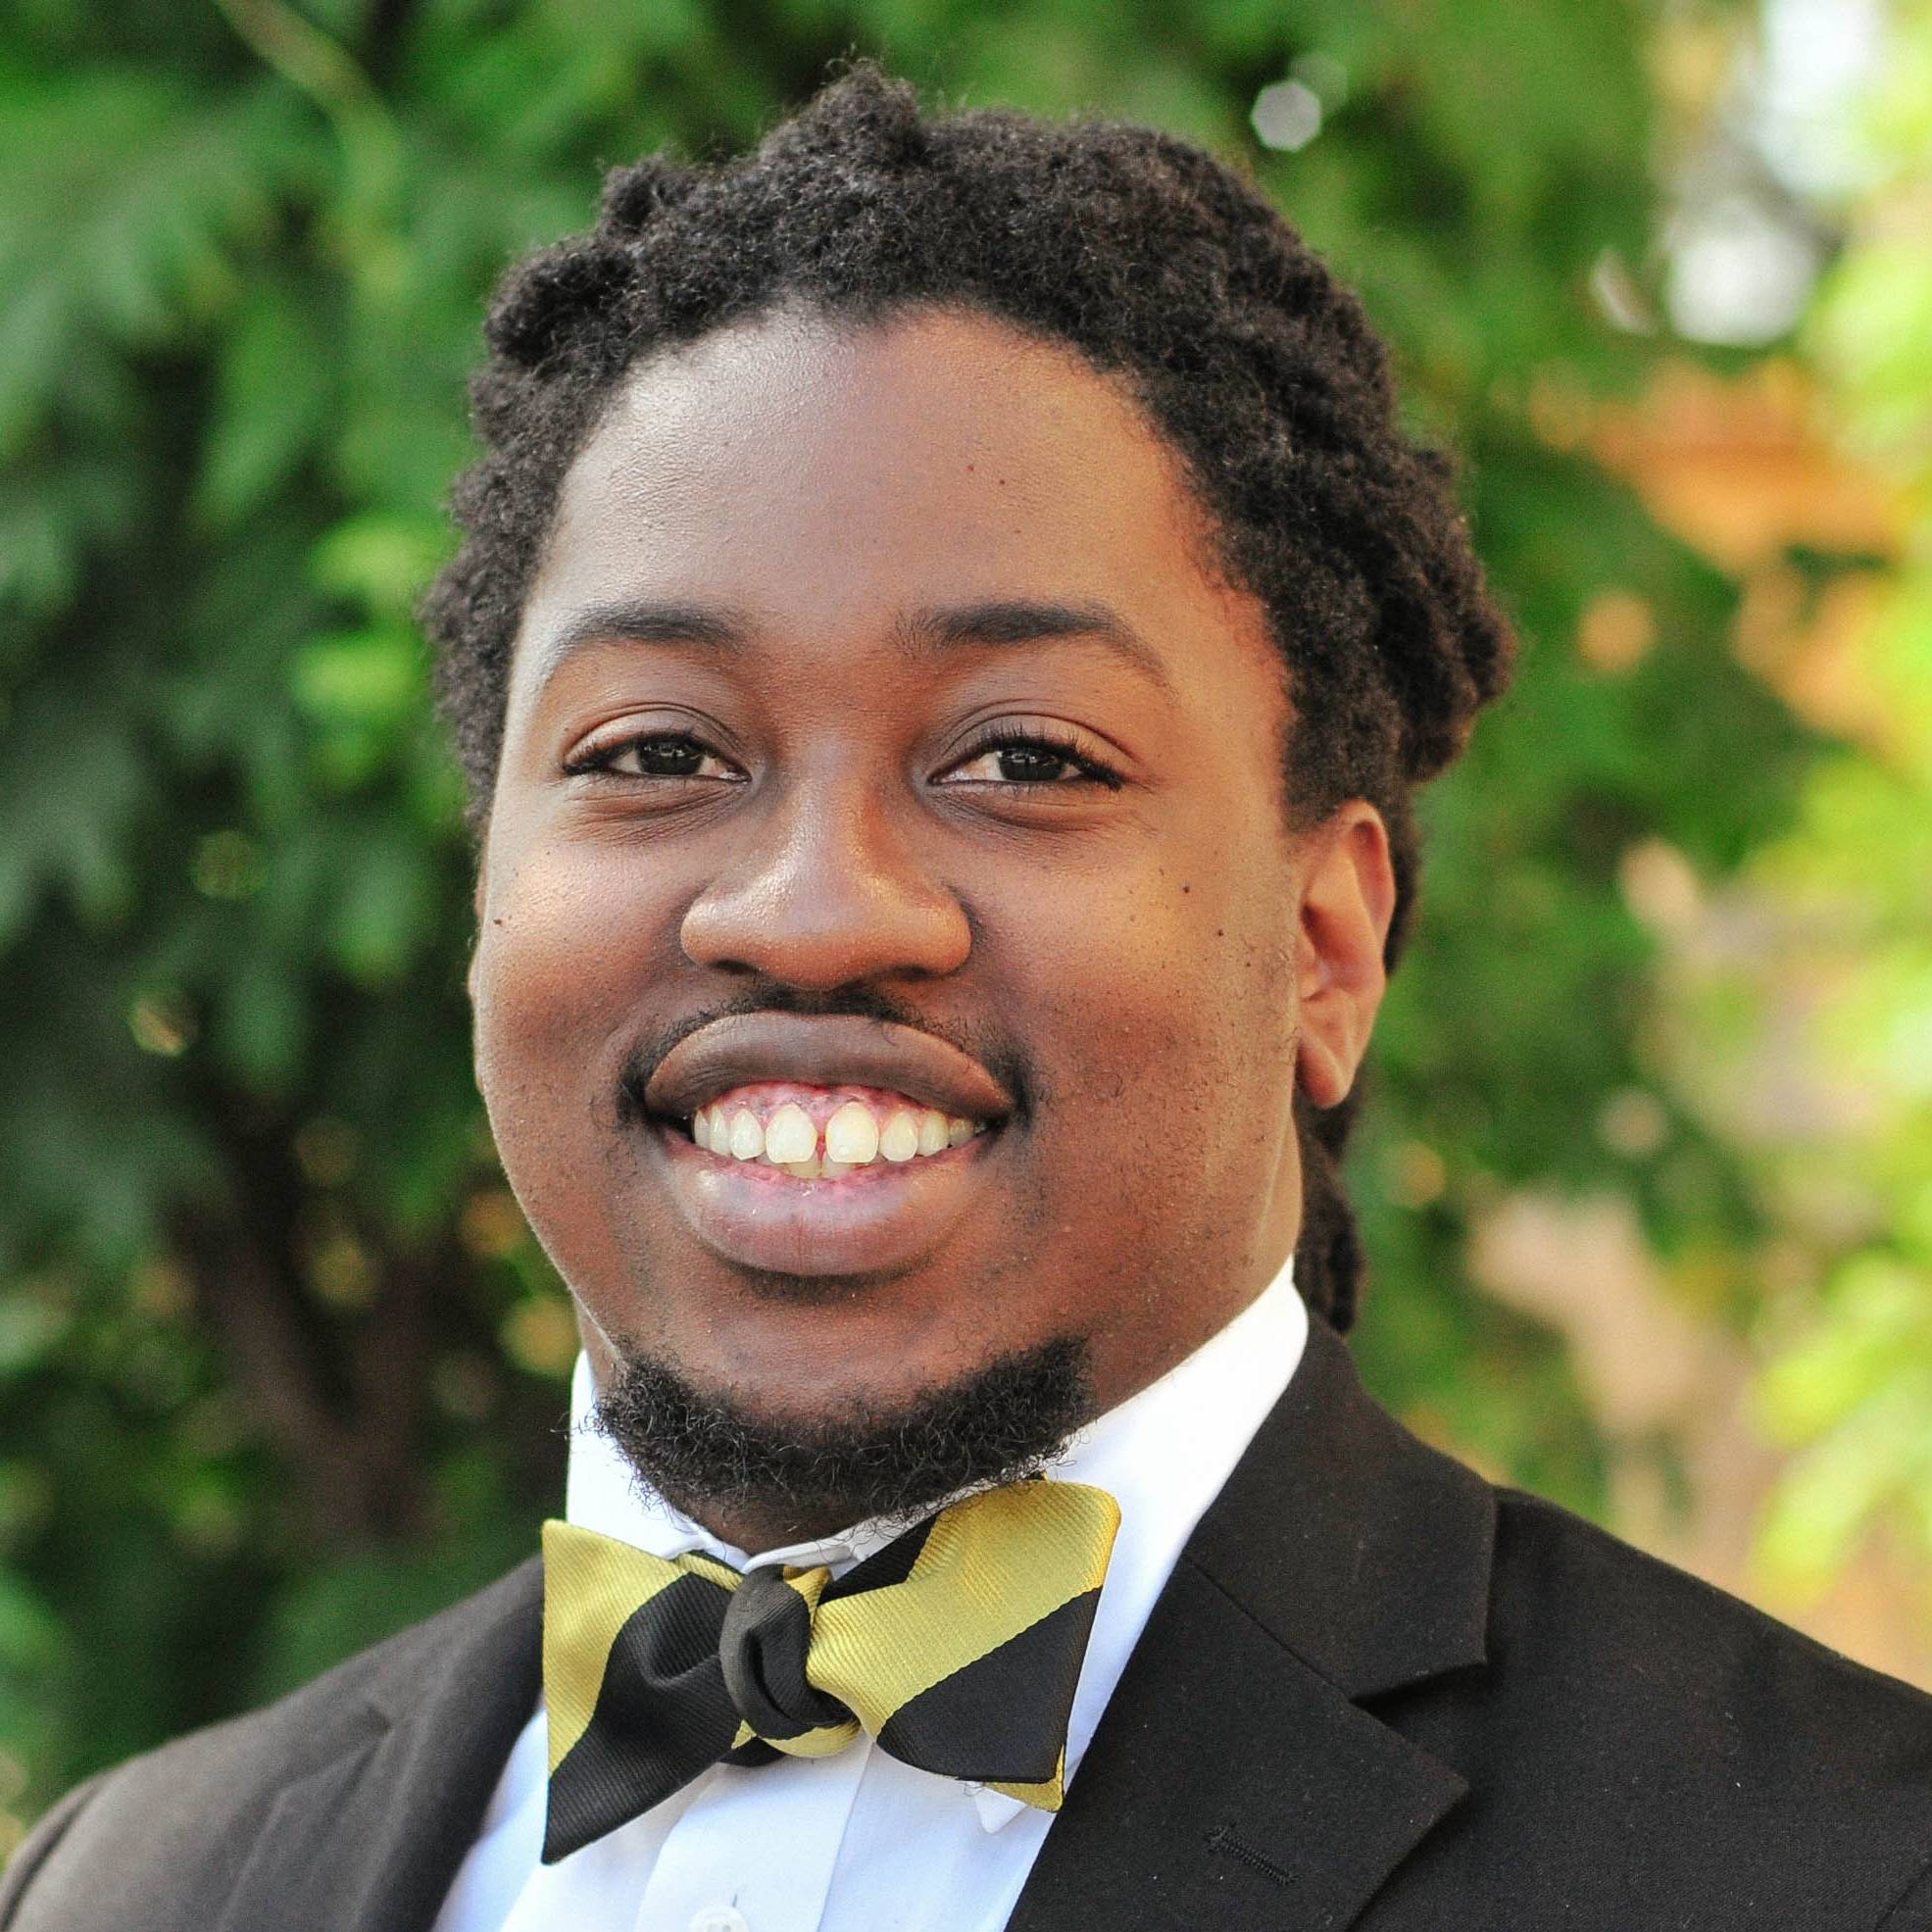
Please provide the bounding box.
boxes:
[563,1254,1309,1831]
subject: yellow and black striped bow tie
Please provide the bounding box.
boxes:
[539,1479,1120,1862]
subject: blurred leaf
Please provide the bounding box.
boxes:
[196,275,335,528]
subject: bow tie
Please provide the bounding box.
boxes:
[539,1478,1121,1862]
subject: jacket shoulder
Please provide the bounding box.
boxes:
[1489,1483,1932,1753]
[0,1558,541,1932]
[1397,1485,1932,1927]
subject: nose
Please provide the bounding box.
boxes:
[678,770,971,990]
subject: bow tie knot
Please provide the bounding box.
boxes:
[717,1563,857,1744]
[540,1480,1121,1862]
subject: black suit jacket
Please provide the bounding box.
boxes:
[9,1313,1932,1931]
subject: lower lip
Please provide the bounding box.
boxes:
[648,1120,999,1278]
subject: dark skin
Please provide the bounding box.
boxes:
[469,305,1395,1550]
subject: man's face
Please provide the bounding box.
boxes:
[471,305,1391,1451]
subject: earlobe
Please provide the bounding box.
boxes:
[1293,803,1395,1110]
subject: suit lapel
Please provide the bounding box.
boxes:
[1009,1315,1495,1932]
[215,1557,543,1932]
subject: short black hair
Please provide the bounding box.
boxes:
[422,63,1516,1334]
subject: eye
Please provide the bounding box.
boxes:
[937,728,1123,790]
[565,729,743,783]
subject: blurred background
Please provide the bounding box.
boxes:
[3,0,1931,1849]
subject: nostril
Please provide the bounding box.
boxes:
[677,844,972,987]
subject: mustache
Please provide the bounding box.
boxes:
[616,984,1036,1127]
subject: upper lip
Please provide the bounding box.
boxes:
[644,1013,1015,1125]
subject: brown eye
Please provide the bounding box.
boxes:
[567,730,741,781]
[938,730,1122,789]
[630,735,708,777]
[953,743,1080,783]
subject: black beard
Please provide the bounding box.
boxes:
[591,1337,1095,1543]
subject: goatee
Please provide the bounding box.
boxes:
[591,1336,1095,1546]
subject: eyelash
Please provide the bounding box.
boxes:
[564,726,1124,790]
[943,725,1124,790]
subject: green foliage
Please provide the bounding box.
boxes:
[1723,7,1932,1610]
[0,0,1847,1835]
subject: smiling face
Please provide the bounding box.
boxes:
[470,304,1394,1539]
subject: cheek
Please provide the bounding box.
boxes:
[1007,844,1297,1147]
[984,851,1296,1368]
[469,842,685,1296]
[471,840,669,1115]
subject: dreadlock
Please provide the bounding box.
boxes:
[421,63,1516,1334]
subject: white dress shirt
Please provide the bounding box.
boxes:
[431,1258,1308,1932]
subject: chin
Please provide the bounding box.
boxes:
[625,1255,1014,1393]
[685,1334,995,1432]
[589,1325,1098,1536]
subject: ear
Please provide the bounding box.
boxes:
[1293,801,1396,1109]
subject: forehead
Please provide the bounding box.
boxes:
[514,303,1270,689]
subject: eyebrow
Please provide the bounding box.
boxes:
[528,595,1174,697]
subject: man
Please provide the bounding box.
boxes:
[7,63,1932,1932]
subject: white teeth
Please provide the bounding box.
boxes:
[824,1101,879,1165]
[690,1095,987,1170]
[764,1103,817,1165]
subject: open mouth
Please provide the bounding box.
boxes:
[639,1012,1014,1275]
[681,1081,990,1180]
